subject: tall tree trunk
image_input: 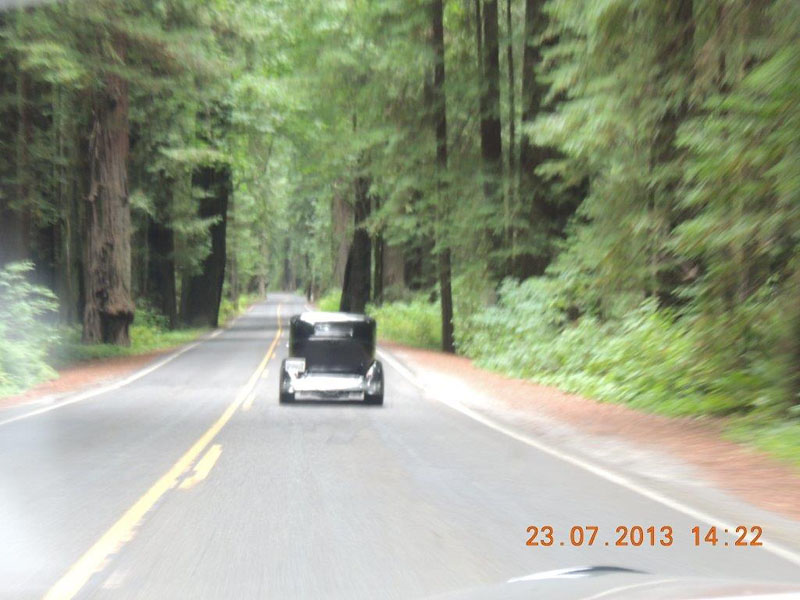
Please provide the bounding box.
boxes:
[228,194,239,311]
[371,193,384,305]
[517,0,549,278]
[53,85,82,323]
[331,187,353,288]
[180,164,230,327]
[474,0,487,140]
[282,236,293,290]
[432,0,455,353]
[146,201,177,328]
[82,70,134,345]
[16,67,33,261]
[649,0,695,305]
[339,176,371,313]
[506,0,516,180]
[516,0,581,278]
[402,189,437,292]
[382,243,405,296]
[373,229,384,305]
[480,0,504,275]
[0,15,24,266]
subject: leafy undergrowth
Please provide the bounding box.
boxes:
[0,263,58,396]
[218,293,259,325]
[50,325,206,367]
[316,288,341,312]
[725,418,800,468]
[368,298,441,350]
[50,301,209,368]
[374,279,800,468]
[312,288,443,350]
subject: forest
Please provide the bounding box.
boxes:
[0,0,798,462]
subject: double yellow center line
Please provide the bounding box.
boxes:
[44,304,283,600]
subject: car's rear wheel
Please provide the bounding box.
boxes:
[364,360,384,405]
[279,360,294,404]
[364,392,383,405]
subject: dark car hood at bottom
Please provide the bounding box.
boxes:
[427,566,800,600]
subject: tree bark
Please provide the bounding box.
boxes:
[506,0,516,179]
[373,227,384,304]
[180,164,230,327]
[82,69,134,345]
[381,243,405,296]
[146,213,177,328]
[480,0,504,275]
[516,0,582,279]
[339,176,371,313]
[402,189,437,291]
[228,194,239,311]
[16,67,33,261]
[432,0,455,353]
[54,84,83,323]
[649,0,695,305]
[331,185,353,288]
[0,15,29,267]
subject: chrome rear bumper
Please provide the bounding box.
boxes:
[288,373,366,401]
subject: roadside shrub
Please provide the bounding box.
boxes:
[218,293,259,325]
[0,262,58,395]
[51,300,207,366]
[316,288,341,312]
[459,277,789,418]
[368,297,441,349]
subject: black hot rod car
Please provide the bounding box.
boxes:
[279,312,384,405]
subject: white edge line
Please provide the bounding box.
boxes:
[0,298,267,427]
[0,328,226,428]
[376,347,800,569]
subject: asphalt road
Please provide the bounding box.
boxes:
[1,294,799,599]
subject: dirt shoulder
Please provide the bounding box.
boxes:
[384,342,800,523]
[0,351,168,412]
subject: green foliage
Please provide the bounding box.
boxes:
[727,418,800,469]
[456,277,800,464]
[316,288,341,312]
[218,293,259,326]
[0,263,58,395]
[368,298,442,350]
[51,305,206,366]
[460,278,790,416]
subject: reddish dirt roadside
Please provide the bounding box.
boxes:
[0,351,167,412]
[384,342,800,522]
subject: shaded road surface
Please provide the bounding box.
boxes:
[1,294,799,599]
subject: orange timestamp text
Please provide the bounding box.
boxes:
[525,525,763,548]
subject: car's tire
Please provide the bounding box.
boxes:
[279,360,294,404]
[364,360,384,405]
[364,392,383,405]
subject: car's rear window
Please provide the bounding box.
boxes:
[313,322,354,338]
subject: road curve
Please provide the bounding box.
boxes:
[1,294,798,599]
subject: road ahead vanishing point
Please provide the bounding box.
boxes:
[1,294,799,599]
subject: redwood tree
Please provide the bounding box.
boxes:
[82,58,135,345]
[478,0,504,275]
[431,0,454,353]
[339,175,371,313]
[180,163,231,328]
